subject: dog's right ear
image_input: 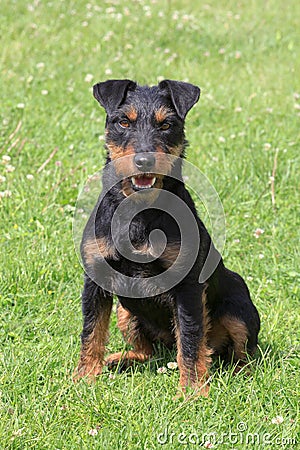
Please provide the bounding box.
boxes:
[93,79,137,115]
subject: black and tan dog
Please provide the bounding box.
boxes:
[74,79,260,396]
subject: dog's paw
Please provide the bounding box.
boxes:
[73,362,102,382]
[105,351,151,371]
[232,360,253,377]
[105,352,133,371]
[174,377,210,400]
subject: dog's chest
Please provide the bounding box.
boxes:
[123,214,181,268]
[82,214,181,272]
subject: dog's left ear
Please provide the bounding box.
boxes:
[93,79,137,115]
[158,80,200,119]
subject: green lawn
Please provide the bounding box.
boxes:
[0,0,299,448]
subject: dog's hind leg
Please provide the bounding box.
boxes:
[214,272,260,371]
[212,267,260,364]
[105,303,153,369]
[220,315,251,359]
[215,312,257,374]
[74,275,113,380]
[221,300,259,354]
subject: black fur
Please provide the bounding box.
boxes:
[75,79,260,395]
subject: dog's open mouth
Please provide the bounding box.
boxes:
[131,174,156,191]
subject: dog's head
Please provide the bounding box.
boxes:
[93,79,200,200]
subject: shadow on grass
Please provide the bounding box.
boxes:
[103,340,282,379]
[103,342,177,377]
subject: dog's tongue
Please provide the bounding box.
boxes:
[136,176,153,186]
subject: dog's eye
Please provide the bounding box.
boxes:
[160,122,170,131]
[119,119,130,129]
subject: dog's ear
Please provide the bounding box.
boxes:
[158,80,200,119]
[93,79,137,114]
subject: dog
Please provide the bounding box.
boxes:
[74,79,260,396]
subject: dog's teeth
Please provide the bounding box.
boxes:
[131,176,156,189]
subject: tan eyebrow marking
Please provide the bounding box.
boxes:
[154,106,173,123]
[124,106,138,121]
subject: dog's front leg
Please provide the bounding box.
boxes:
[74,275,113,380]
[174,284,212,397]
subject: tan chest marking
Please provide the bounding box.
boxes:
[82,237,117,266]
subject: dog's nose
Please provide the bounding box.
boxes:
[134,153,156,171]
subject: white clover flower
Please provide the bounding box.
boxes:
[85,74,94,83]
[0,190,12,198]
[271,416,284,424]
[167,362,178,370]
[6,165,15,173]
[2,155,11,164]
[157,366,167,374]
[254,228,264,238]
[88,428,98,436]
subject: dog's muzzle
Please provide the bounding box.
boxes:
[131,153,157,190]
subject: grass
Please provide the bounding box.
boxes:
[0,0,299,448]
